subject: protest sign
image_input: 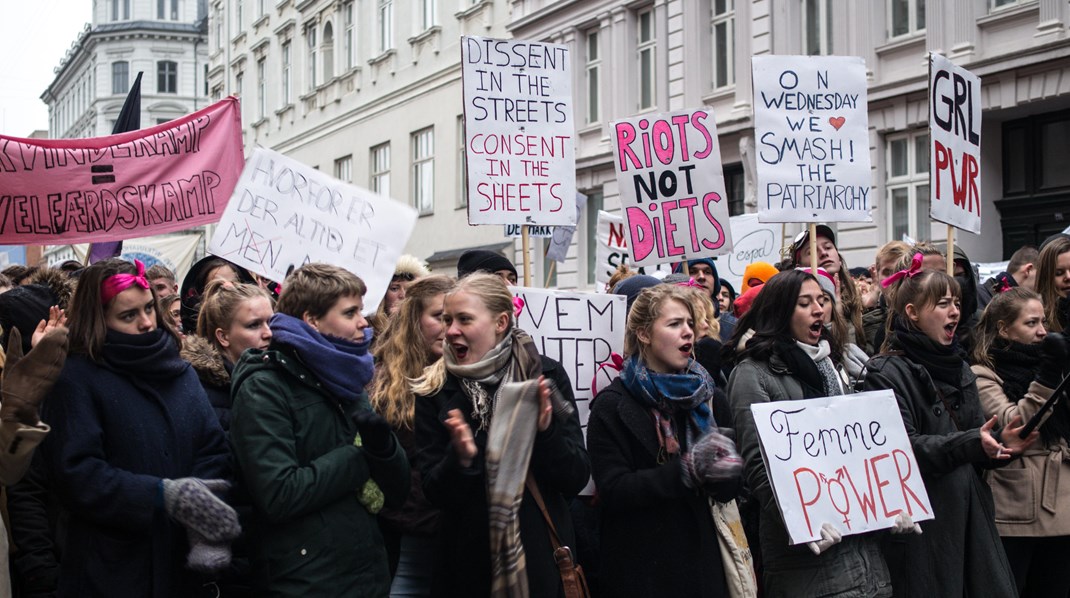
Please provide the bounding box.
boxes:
[0,97,244,244]
[505,224,553,238]
[208,147,417,312]
[723,214,781,290]
[594,211,672,289]
[753,56,872,223]
[64,234,203,276]
[750,390,933,544]
[513,286,626,424]
[611,109,733,268]
[545,192,588,264]
[929,53,982,234]
[462,36,577,226]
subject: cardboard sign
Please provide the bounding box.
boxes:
[0,98,244,244]
[461,36,577,226]
[595,211,672,289]
[208,147,417,312]
[750,390,934,545]
[929,53,982,234]
[752,56,873,223]
[611,109,733,267]
[513,287,626,425]
[723,214,782,291]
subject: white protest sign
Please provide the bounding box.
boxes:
[595,211,672,289]
[723,214,781,291]
[929,53,982,234]
[208,147,418,312]
[753,55,873,223]
[611,109,733,268]
[545,192,588,264]
[512,286,625,424]
[462,36,577,226]
[505,224,553,238]
[750,390,933,545]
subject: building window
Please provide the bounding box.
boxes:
[371,143,391,197]
[157,61,178,94]
[890,0,925,37]
[637,8,656,110]
[584,192,605,286]
[235,72,244,101]
[306,25,318,89]
[712,0,734,89]
[257,0,265,17]
[203,63,209,96]
[886,131,930,242]
[803,0,832,55]
[993,0,1026,8]
[214,6,223,47]
[724,163,745,216]
[159,0,179,19]
[256,59,266,120]
[344,2,355,69]
[378,0,393,53]
[411,128,434,215]
[334,155,353,183]
[112,61,129,94]
[420,0,436,30]
[112,0,130,20]
[282,41,292,104]
[585,29,601,125]
[457,115,467,207]
[323,22,334,80]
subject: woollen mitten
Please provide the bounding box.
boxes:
[352,433,385,514]
[351,410,395,457]
[185,528,232,573]
[681,429,743,490]
[161,478,241,543]
[1037,333,1070,390]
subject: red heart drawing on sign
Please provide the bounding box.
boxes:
[829,116,846,130]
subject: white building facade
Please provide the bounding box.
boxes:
[42,0,211,139]
[510,0,1070,290]
[206,0,516,273]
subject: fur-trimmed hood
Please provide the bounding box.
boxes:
[393,254,430,280]
[25,267,76,310]
[180,334,231,389]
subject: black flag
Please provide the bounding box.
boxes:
[88,71,142,264]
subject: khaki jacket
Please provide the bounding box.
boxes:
[972,365,1070,537]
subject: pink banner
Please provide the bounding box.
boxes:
[0,97,244,244]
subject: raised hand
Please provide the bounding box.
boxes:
[444,409,477,468]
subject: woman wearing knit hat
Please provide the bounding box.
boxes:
[455,249,518,285]
[740,262,779,295]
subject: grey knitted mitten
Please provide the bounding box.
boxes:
[186,528,233,573]
[161,478,241,543]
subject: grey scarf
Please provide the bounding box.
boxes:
[795,339,844,397]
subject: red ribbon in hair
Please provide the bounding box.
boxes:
[880,253,924,289]
[100,259,150,305]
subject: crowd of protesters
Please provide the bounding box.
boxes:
[0,229,1064,598]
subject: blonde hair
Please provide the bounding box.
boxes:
[1037,237,1070,333]
[875,241,912,274]
[606,264,636,293]
[625,285,696,362]
[195,279,272,352]
[411,273,513,396]
[682,286,720,340]
[370,275,454,429]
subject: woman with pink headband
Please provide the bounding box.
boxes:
[37,258,240,597]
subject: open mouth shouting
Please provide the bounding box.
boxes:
[451,343,469,361]
[943,320,958,342]
[807,320,823,342]
[679,342,693,358]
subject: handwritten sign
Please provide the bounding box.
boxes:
[462,36,577,226]
[595,211,672,289]
[929,53,982,234]
[750,390,933,545]
[513,287,625,423]
[753,56,873,223]
[723,214,781,290]
[0,98,244,244]
[208,147,417,312]
[505,224,553,238]
[611,109,733,268]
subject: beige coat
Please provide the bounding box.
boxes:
[0,419,50,598]
[973,365,1070,537]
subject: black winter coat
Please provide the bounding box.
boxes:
[586,377,735,598]
[863,353,1017,598]
[39,354,230,598]
[414,356,590,598]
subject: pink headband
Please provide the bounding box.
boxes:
[100,259,150,305]
[880,253,923,289]
[675,278,704,289]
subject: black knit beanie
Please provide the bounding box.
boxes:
[457,250,517,280]
[0,284,56,354]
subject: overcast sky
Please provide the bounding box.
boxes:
[0,1,94,137]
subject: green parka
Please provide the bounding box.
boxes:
[229,346,410,598]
